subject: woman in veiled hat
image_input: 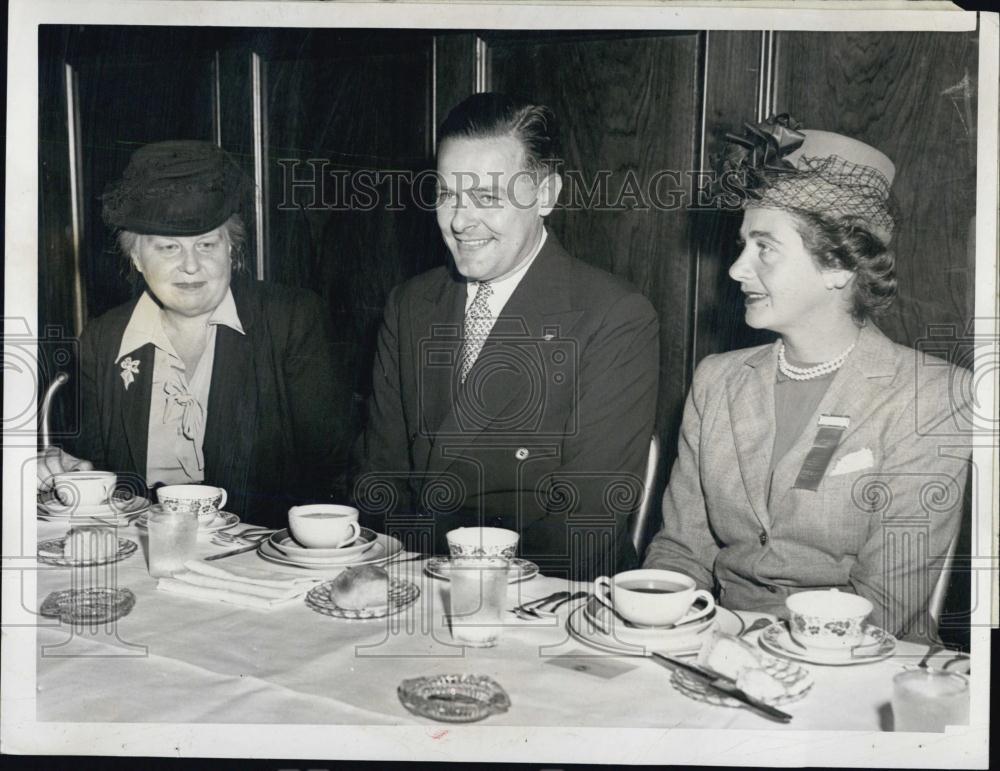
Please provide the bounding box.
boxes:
[39,140,349,527]
[642,119,971,641]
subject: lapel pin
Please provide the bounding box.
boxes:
[120,357,141,391]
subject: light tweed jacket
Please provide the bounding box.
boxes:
[643,323,971,639]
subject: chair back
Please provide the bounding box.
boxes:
[629,435,661,557]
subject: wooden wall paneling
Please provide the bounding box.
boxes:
[486,32,701,446]
[693,30,777,364]
[773,31,978,352]
[259,29,442,419]
[434,33,479,135]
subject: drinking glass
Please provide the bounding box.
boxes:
[147,505,199,578]
[892,669,969,732]
[449,557,510,647]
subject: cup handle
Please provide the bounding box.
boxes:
[678,589,715,624]
[339,521,362,547]
[217,488,228,512]
[592,576,614,611]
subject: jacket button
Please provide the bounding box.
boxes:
[515,448,530,460]
[759,530,768,546]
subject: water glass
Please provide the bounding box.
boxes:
[449,557,510,647]
[147,505,199,578]
[892,669,969,732]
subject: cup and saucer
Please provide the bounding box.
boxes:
[38,471,150,524]
[134,484,239,531]
[568,569,743,656]
[256,504,402,570]
[424,527,540,583]
[758,589,897,666]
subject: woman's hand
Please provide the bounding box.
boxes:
[36,447,94,492]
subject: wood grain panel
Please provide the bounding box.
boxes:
[693,30,777,363]
[261,30,441,405]
[774,31,978,353]
[487,32,701,450]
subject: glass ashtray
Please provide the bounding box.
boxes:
[398,674,511,723]
[40,587,136,624]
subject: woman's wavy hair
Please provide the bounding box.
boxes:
[115,213,249,281]
[789,209,897,322]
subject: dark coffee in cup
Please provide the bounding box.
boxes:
[618,580,688,594]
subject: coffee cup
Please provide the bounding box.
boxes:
[446,527,519,558]
[157,484,227,520]
[52,471,117,507]
[288,504,361,548]
[592,569,715,627]
[786,589,873,650]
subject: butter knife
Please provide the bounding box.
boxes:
[204,542,261,561]
[651,651,792,723]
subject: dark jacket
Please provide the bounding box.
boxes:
[356,233,660,580]
[68,277,349,528]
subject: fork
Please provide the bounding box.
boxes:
[509,591,570,618]
[527,591,589,617]
[212,528,275,544]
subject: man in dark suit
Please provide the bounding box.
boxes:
[355,93,659,580]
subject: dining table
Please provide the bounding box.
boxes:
[32,517,973,735]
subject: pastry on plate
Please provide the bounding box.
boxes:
[329,564,390,609]
[64,526,117,562]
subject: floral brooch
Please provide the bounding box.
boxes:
[120,357,140,390]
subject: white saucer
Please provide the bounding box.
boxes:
[37,493,150,520]
[759,621,897,666]
[567,600,744,657]
[268,528,377,560]
[135,510,240,533]
[424,557,540,584]
[583,597,717,639]
[256,532,401,570]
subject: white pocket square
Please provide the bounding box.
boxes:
[830,448,875,476]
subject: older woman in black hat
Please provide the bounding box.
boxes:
[642,119,971,641]
[40,140,348,527]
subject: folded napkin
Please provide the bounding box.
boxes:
[156,559,322,610]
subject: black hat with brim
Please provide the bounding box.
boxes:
[102,140,249,236]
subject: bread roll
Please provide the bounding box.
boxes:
[330,565,390,609]
[64,526,117,562]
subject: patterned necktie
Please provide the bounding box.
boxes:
[460,281,494,384]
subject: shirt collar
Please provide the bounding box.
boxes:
[116,288,245,362]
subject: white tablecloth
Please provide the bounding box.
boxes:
[34,520,966,730]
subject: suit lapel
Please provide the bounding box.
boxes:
[770,324,898,504]
[118,342,155,476]
[426,234,583,477]
[727,344,776,528]
[414,272,466,440]
[203,290,258,490]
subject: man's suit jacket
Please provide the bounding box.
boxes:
[356,233,659,580]
[643,323,971,639]
[69,277,350,527]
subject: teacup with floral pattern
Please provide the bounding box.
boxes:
[786,589,873,650]
[446,527,519,558]
[157,484,227,522]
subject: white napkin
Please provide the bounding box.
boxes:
[156,559,323,610]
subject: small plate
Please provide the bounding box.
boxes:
[424,557,540,584]
[670,656,814,708]
[256,532,401,570]
[268,527,377,560]
[40,587,136,624]
[584,597,716,636]
[135,510,240,532]
[305,576,419,619]
[567,600,744,657]
[398,674,511,723]
[759,621,897,666]
[37,536,139,567]
[37,492,150,520]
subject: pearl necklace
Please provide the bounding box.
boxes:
[777,339,857,381]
